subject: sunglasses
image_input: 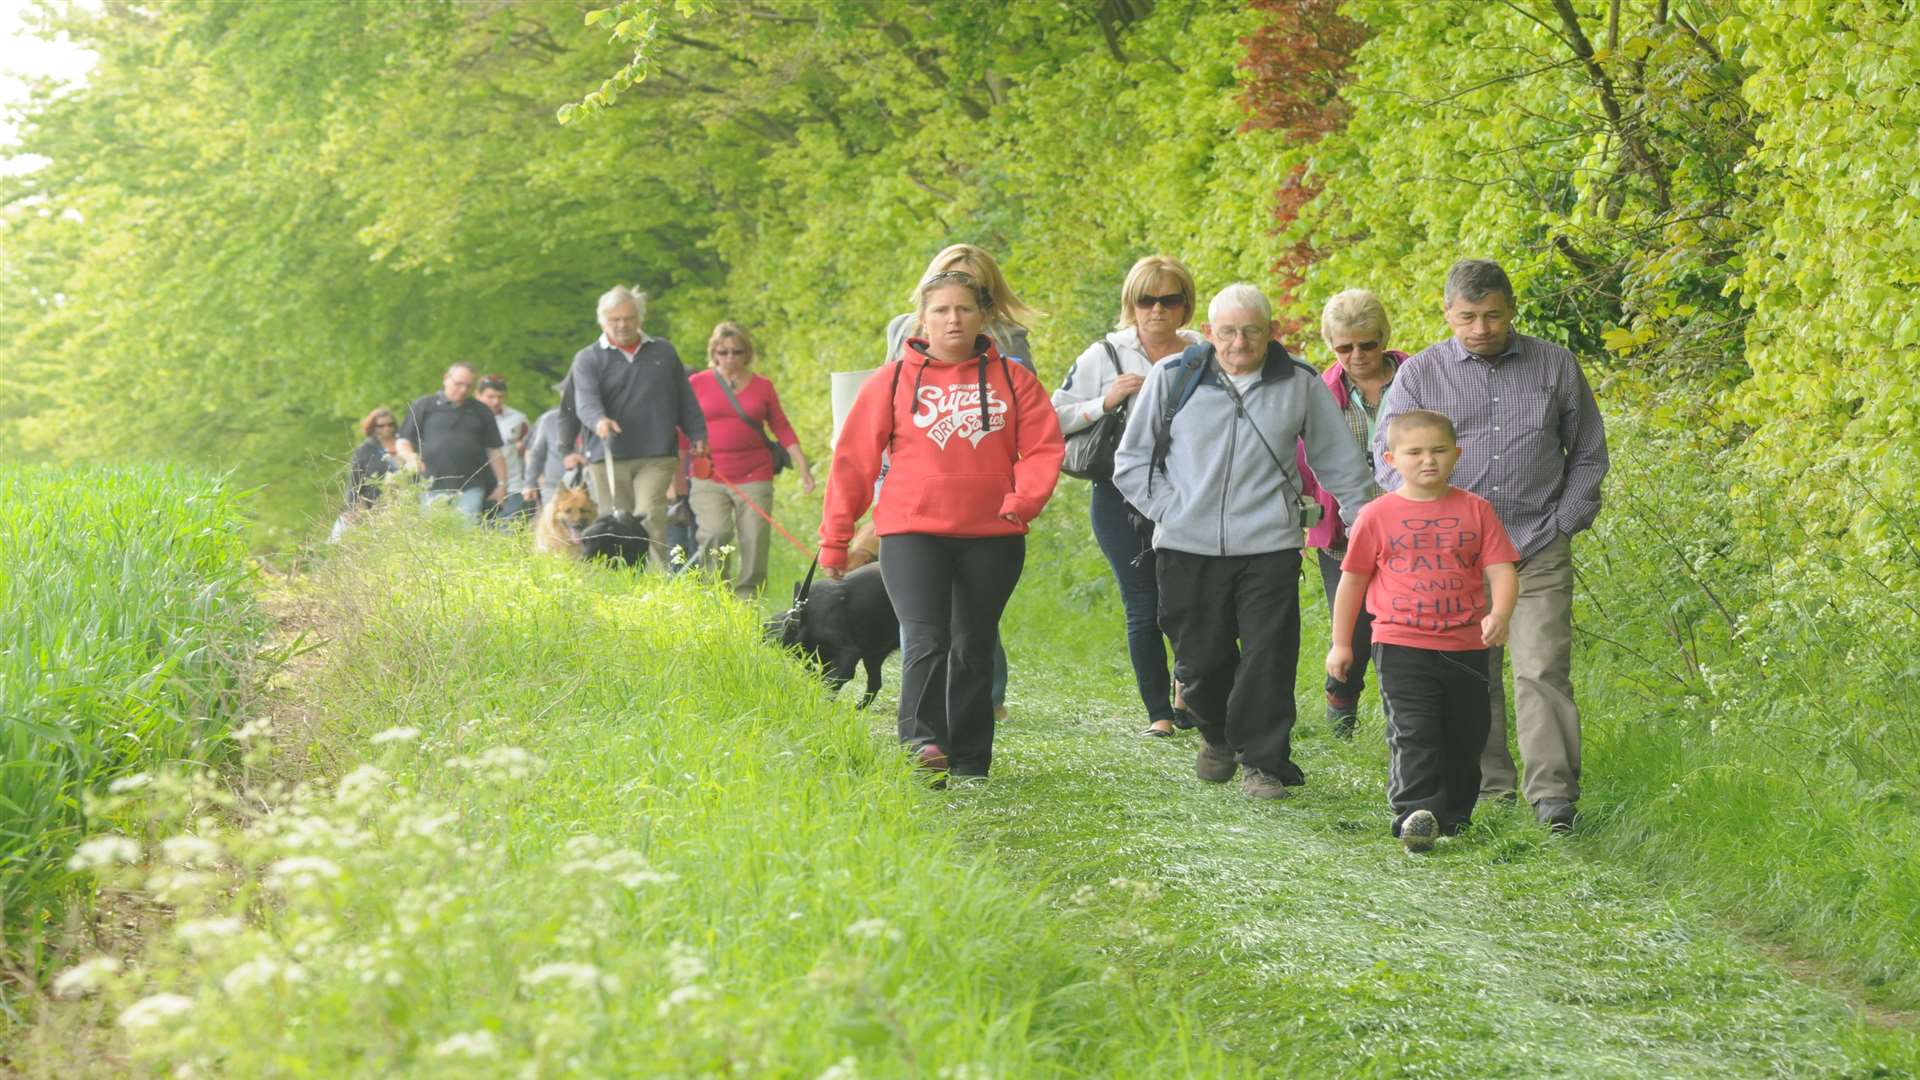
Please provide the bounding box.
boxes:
[373,420,397,428]
[1332,340,1382,355]
[1134,292,1186,310]
[713,347,749,357]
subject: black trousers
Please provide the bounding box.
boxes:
[1374,643,1492,835]
[879,533,1025,777]
[1156,548,1305,784]
[1316,548,1378,706]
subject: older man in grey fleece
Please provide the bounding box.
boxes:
[568,285,707,569]
[1374,259,1609,832]
[1113,283,1377,800]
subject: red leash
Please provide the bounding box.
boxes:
[690,454,815,559]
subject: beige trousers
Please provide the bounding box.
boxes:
[587,455,677,570]
[689,477,775,599]
[1481,533,1581,804]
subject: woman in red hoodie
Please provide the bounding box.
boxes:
[820,270,1065,779]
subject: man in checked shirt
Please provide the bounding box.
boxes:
[1373,260,1610,832]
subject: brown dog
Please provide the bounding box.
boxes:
[534,486,598,558]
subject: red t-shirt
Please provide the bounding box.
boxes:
[686,371,799,483]
[1340,487,1521,651]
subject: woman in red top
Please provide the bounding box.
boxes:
[821,271,1064,779]
[687,322,816,599]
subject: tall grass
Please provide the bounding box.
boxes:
[32,507,1233,1076]
[1575,421,1920,1006]
[0,466,259,947]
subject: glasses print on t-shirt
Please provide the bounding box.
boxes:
[913,379,1008,450]
[1380,513,1485,633]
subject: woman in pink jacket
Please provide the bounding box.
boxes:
[1297,289,1406,738]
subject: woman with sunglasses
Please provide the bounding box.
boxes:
[686,321,815,598]
[1051,256,1204,737]
[822,269,1064,781]
[329,407,403,541]
[1298,288,1407,738]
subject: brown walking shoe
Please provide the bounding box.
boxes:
[1195,740,1237,783]
[1242,766,1292,800]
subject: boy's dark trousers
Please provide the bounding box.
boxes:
[1373,643,1492,835]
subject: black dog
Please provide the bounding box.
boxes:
[766,562,899,709]
[579,511,650,567]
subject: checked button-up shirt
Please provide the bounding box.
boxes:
[1372,332,1609,559]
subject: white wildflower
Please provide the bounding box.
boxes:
[938,1065,994,1080]
[521,962,620,994]
[220,955,306,996]
[559,847,676,889]
[174,917,245,952]
[335,764,391,807]
[665,943,708,985]
[432,1030,501,1059]
[230,718,274,742]
[370,725,421,746]
[263,855,343,891]
[562,835,609,858]
[51,955,122,998]
[818,1056,861,1080]
[67,835,140,871]
[844,918,903,944]
[118,992,195,1034]
[655,983,713,1016]
[398,810,459,841]
[448,745,545,782]
[160,834,223,866]
[107,772,153,794]
[147,869,220,904]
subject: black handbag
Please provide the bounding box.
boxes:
[1061,341,1127,482]
[713,373,790,475]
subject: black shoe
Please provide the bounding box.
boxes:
[1534,798,1576,833]
[1325,701,1357,740]
[1140,721,1175,738]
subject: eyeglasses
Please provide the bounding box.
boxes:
[373,420,397,428]
[1134,292,1186,310]
[1214,325,1269,342]
[1332,340,1381,355]
[713,347,749,358]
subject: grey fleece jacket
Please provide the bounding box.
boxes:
[1111,343,1376,557]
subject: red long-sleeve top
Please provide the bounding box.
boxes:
[819,337,1064,570]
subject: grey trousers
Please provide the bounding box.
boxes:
[587,455,677,570]
[1481,533,1581,803]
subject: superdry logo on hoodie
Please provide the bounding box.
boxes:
[913,383,1008,449]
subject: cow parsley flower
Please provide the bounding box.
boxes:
[118,993,195,1034]
[67,835,140,871]
[370,726,421,746]
[432,1030,501,1059]
[52,956,122,998]
[174,916,245,951]
[160,834,223,866]
[521,962,620,994]
[263,855,343,891]
[844,918,903,944]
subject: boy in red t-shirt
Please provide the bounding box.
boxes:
[1327,410,1519,852]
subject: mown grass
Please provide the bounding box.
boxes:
[0,466,258,955]
[21,503,1237,1076]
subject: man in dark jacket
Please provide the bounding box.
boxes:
[395,362,507,523]
[567,285,707,568]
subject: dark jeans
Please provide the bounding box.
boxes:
[880,533,1026,777]
[1375,643,1492,836]
[1316,548,1377,706]
[1156,548,1304,784]
[1090,481,1174,723]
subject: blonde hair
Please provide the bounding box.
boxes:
[1116,255,1197,330]
[905,244,1042,333]
[1320,288,1391,345]
[707,320,754,367]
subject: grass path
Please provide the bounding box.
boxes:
[862,607,1920,1076]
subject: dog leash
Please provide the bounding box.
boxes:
[691,453,815,559]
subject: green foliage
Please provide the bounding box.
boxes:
[0,466,259,950]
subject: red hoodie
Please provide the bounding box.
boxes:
[819,336,1064,570]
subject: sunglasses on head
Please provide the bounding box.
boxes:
[1332,340,1381,355]
[1134,292,1185,310]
